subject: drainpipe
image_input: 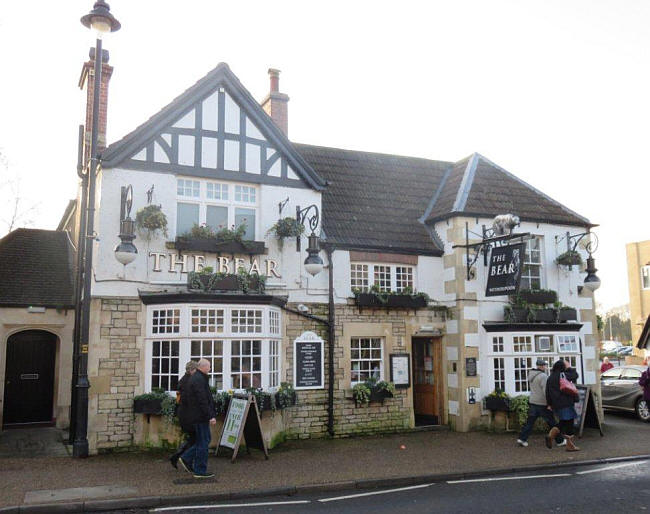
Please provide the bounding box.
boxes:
[326,246,335,437]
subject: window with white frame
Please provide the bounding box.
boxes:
[176,178,258,240]
[350,263,415,292]
[350,263,369,291]
[351,337,383,384]
[642,266,650,290]
[146,304,281,392]
[521,236,543,290]
[487,332,583,397]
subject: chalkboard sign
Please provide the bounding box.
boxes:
[216,393,269,463]
[294,331,324,390]
[465,357,477,377]
[574,385,604,438]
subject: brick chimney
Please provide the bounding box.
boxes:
[261,68,289,136]
[78,47,113,167]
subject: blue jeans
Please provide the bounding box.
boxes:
[181,422,211,474]
[518,404,562,443]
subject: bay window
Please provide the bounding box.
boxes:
[176,178,258,239]
[146,304,281,392]
[486,333,582,397]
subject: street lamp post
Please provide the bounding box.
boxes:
[72,0,120,458]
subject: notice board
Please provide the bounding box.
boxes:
[574,385,604,438]
[216,393,269,462]
[294,331,324,390]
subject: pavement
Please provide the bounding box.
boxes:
[0,411,649,513]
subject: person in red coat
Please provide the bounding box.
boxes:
[600,356,614,373]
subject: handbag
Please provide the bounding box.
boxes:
[559,372,578,397]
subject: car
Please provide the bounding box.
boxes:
[601,340,623,353]
[616,346,634,356]
[601,365,650,421]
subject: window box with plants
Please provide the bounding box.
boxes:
[133,388,176,425]
[518,288,557,305]
[504,304,532,323]
[174,223,266,255]
[187,267,266,294]
[531,307,557,323]
[275,382,297,409]
[556,304,577,322]
[352,378,396,406]
[352,286,429,309]
[484,390,510,412]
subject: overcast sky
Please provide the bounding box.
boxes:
[1,1,648,313]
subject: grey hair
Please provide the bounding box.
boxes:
[185,360,199,373]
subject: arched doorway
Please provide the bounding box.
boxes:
[3,330,57,426]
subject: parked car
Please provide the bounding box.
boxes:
[601,340,623,353]
[616,346,634,356]
[601,365,650,421]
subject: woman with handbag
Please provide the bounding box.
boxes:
[545,359,580,451]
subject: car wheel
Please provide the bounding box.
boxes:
[636,399,650,422]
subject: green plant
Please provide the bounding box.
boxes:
[160,393,178,426]
[276,382,296,409]
[375,380,396,395]
[352,382,371,405]
[555,250,583,267]
[267,217,304,240]
[182,223,217,239]
[509,395,530,427]
[133,387,169,402]
[213,390,232,415]
[200,266,214,275]
[486,389,509,400]
[135,204,168,239]
[216,224,248,243]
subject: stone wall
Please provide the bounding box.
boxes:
[89,297,143,453]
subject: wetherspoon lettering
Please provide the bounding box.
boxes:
[148,252,281,278]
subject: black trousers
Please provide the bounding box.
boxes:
[172,426,196,459]
[559,418,575,436]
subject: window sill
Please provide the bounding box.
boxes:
[168,238,267,255]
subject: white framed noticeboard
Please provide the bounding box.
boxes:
[390,353,410,388]
[293,331,325,390]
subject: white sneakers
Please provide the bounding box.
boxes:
[517,439,529,447]
[557,439,567,447]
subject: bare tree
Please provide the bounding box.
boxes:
[0,150,40,235]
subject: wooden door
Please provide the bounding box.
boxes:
[412,337,441,425]
[3,330,56,425]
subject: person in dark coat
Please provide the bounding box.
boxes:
[169,360,198,469]
[545,359,580,451]
[178,358,217,478]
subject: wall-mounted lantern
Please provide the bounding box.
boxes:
[296,204,323,276]
[556,230,601,293]
[114,184,137,265]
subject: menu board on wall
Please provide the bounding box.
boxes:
[294,331,324,390]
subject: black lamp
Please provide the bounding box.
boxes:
[81,0,121,34]
[304,232,324,276]
[114,185,137,265]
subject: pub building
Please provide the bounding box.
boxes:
[0,57,601,452]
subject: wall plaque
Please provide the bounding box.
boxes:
[294,331,324,390]
[465,357,477,377]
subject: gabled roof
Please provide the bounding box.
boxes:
[101,62,326,191]
[425,153,592,228]
[0,229,75,308]
[295,143,449,255]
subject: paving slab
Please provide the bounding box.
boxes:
[23,485,138,504]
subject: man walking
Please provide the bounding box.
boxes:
[178,358,217,479]
[517,359,565,448]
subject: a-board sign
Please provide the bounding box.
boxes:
[390,353,410,388]
[216,393,269,463]
[294,331,324,390]
[574,385,604,438]
[465,357,477,377]
[485,243,526,297]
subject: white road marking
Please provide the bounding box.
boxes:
[318,483,434,503]
[152,500,311,511]
[576,460,649,475]
[447,473,571,484]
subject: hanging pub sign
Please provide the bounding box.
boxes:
[485,243,526,297]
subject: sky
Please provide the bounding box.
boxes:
[0,0,648,313]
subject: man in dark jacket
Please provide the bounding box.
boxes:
[545,359,580,451]
[169,360,198,469]
[178,358,217,478]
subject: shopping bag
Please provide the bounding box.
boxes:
[559,372,578,397]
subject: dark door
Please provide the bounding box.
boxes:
[3,330,56,425]
[412,337,442,425]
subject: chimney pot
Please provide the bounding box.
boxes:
[268,68,280,93]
